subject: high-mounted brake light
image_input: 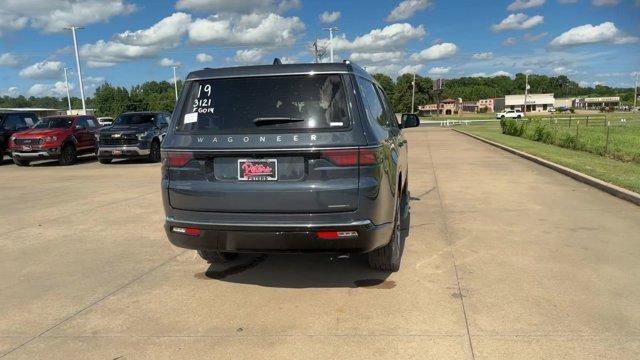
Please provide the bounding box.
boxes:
[164,151,194,167]
[316,231,358,239]
[172,227,201,236]
[320,148,379,166]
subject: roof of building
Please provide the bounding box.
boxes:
[186,61,372,82]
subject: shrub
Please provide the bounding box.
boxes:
[558,133,577,149]
[531,123,553,143]
[477,106,488,113]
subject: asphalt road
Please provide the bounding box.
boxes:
[1,128,639,359]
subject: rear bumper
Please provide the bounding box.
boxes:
[164,218,392,253]
[97,145,150,158]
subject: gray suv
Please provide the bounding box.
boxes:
[161,61,419,271]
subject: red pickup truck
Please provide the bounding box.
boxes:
[10,115,99,166]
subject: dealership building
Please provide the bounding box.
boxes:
[574,96,620,110]
[505,94,555,113]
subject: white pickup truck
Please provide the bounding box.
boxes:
[496,109,524,119]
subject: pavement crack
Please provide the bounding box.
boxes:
[426,130,477,360]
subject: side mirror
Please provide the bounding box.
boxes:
[400,113,420,129]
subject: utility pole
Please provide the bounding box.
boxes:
[313,35,319,63]
[63,68,72,111]
[65,26,86,113]
[411,73,416,114]
[524,73,529,116]
[323,27,339,62]
[172,66,179,101]
[634,72,638,110]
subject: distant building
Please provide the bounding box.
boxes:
[477,98,505,113]
[554,98,575,109]
[418,98,462,115]
[574,97,620,110]
[505,94,554,113]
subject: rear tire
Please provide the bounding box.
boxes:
[148,140,161,163]
[99,158,112,164]
[368,191,405,272]
[197,250,238,264]
[59,144,77,166]
[13,158,30,166]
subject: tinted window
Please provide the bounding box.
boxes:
[2,114,24,130]
[114,113,157,125]
[356,77,387,131]
[76,118,89,128]
[375,86,398,129]
[86,118,97,128]
[177,74,350,133]
[33,117,72,129]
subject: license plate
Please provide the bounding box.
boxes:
[238,159,277,181]
[22,145,32,151]
[112,149,122,155]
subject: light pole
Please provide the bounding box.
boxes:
[172,66,179,101]
[523,73,529,116]
[323,27,339,62]
[63,68,72,111]
[411,73,416,114]
[65,26,86,113]
[634,72,638,110]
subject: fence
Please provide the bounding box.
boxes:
[496,114,640,164]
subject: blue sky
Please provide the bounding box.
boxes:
[0,0,638,99]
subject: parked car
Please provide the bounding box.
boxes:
[496,109,524,119]
[96,112,170,164]
[548,106,556,113]
[10,115,98,166]
[161,61,419,271]
[0,111,38,158]
[97,117,114,126]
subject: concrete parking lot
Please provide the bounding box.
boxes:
[1,127,639,359]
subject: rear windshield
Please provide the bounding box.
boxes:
[114,114,156,125]
[177,74,350,133]
[33,117,72,129]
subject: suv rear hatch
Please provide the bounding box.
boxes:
[164,73,369,213]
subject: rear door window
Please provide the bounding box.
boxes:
[356,77,388,138]
[177,74,350,133]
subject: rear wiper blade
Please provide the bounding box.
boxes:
[253,117,305,126]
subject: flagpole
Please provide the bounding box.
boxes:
[524,73,529,117]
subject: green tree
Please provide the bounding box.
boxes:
[372,73,396,100]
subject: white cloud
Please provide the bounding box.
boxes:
[558,0,578,3]
[232,48,267,64]
[0,53,22,67]
[19,60,64,79]
[176,0,299,14]
[115,12,191,47]
[399,64,424,75]
[502,37,518,46]
[87,61,117,68]
[350,51,404,63]
[328,23,426,52]
[196,53,213,63]
[27,81,72,97]
[80,13,191,64]
[1,87,21,97]
[492,70,513,77]
[0,12,28,36]
[472,52,493,60]
[523,32,548,42]
[319,11,340,23]
[159,58,181,67]
[386,0,432,21]
[470,72,487,77]
[409,42,458,62]
[578,80,590,87]
[188,13,305,47]
[550,22,638,47]
[279,55,298,64]
[0,0,135,34]
[591,0,620,5]
[492,13,544,31]
[363,64,402,76]
[427,66,451,75]
[553,66,577,75]
[507,0,546,11]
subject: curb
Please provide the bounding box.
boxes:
[453,128,640,207]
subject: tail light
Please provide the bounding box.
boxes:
[163,151,194,167]
[320,147,380,166]
[317,231,358,239]
[172,227,201,236]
